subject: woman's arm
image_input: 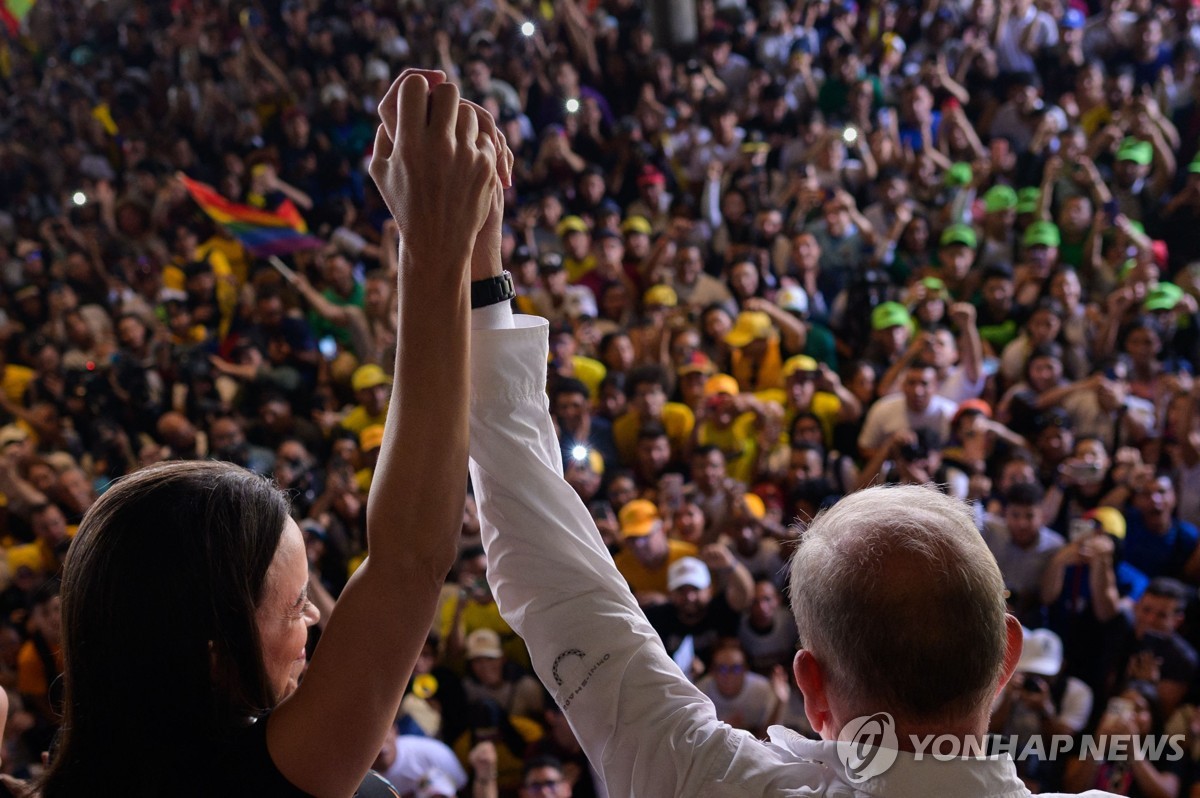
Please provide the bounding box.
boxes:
[267,71,500,798]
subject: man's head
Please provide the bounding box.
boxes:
[626,365,669,420]
[634,424,671,482]
[351,364,391,416]
[787,442,826,489]
[901,365,939,413]
[783,355,821,410]
[690,445,726,492]
[520,756,572,797]
[673,244,704,285]
[668,556,713,623]
[872,302,911,355]
[712,643,750,699]
[789,485,1017,737]
[31,503,70,548]
[1002,481,1045,549]
[465,628,506,688]
[1133,578,1188,638]
[791,232,821,272]
[619,499,666,567]
[750,580,782,627]
[552,378,591,432]
[1133,475,1177,535]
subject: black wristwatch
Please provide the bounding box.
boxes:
[470,270,516,309]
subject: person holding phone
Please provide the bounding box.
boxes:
[990,627,1094,791]
[1063,682,1181,796]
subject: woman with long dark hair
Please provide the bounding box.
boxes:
[42,70,507,797]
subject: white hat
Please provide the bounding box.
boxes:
[668,557,712,592]
[777,285,808,315]
[364,58,391,83]
[320,83,350,106]
[1017,627,1063,677]
[465,628,503,660]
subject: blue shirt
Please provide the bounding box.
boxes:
[1119,506,1199,586]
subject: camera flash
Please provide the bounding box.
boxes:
[520,21,536,37]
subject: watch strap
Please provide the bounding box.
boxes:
[470,271,516,310]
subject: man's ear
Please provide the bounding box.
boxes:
[995,613,1024,700]
[794,648,832,739]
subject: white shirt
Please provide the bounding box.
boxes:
[996,5,1057,73]
[381,735,468,795]
[857,392,959,453]
[468,309,1117,797]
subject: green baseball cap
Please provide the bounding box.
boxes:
[871,301,911,331]
[1023,220,1061,248]
[1144,282,1183,312]
[944,161,973,188]
[1016,187,1041,214]
[983,185,1018,213]
[920,276,949,298]
[1116,137,1153,166]
[940,223,977,249]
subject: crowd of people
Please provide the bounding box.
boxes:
[3,0,1200,794]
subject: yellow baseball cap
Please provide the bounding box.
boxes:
[556,215,590,237]
[621,215,653,235]
[619,499,660,538]
[704,373,740,397]
[782,355,819,379]
[1083,507,1126,540]
[644,284,678,308]
[724,311,774,347]
[351,364,390,392]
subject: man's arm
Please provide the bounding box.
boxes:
[469,314,798,797]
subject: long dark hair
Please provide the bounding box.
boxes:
[43,461,290,795]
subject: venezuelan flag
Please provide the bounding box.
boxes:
[0,0,35,35]
[180,175,324,258]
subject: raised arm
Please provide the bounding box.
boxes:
[469,315,779,796]
[266,70,501,798]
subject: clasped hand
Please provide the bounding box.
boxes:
[369,69,515,279]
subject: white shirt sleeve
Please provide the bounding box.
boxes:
[468,316,772,797]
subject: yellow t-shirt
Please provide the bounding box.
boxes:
[565,254,597,283]
[613,539,698,597]
[731,339,784,393]
[340,404,388,436]
[785,391,842,448]
[570,356,606,400]
[612,403,695,466]
[200,234,251,286]
[7,526,78,578]
[697,413,760,484]
[162,246,239,339]
[2,364,34,406]
[436,593,531,672]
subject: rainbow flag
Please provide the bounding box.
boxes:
[180,175,324,258]
[0,0,35,35]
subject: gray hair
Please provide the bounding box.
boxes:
[789,484,1007,724]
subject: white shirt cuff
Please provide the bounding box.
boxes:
[471,301,515,330]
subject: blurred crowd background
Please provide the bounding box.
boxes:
[4,0,1200,794]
